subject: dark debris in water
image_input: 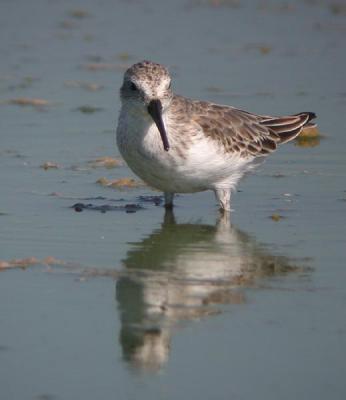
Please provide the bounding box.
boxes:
[81,196,128,203]
[137,195,163,206]
[72,202,143,214]
[329,3,346,15]
[269,214,285,222]
[75,105,103,114]
[81,196,122,201]
[71,194,165,213]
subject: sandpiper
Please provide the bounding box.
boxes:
[116,61,316,211]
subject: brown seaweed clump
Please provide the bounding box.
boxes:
[87,157,122,169]
[296,125,321,148]
[96,177,143,188]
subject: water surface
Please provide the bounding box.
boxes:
[1,1,346,399]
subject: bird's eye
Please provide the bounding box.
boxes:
[130,82,138,91]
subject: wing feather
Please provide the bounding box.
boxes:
[170,96,316,157]
[189,100,316,156]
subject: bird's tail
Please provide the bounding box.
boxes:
[260,112,317,144]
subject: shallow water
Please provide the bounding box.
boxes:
[1,0,346,399]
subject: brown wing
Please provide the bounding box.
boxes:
[188,99,316,157]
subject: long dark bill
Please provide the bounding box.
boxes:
[147,99,170,151]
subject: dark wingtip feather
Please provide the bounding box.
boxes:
[295,111,317,123]
[262,112,317,145]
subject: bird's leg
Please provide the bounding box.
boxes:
[164,192,175,209]
[163,208,176,225]
[214,188,232,212]
[216,210,232,231]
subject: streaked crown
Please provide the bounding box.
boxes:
[120,60,172,106]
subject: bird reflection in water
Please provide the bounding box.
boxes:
[116,211,303,372]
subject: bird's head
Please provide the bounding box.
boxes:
[120,61,173,151]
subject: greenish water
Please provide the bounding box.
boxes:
[1,1,346,399]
